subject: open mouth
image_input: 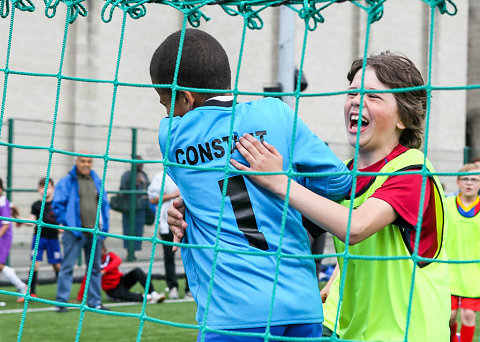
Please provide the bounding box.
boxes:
[349,113,369,130]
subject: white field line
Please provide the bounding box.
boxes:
[0,297,194,315]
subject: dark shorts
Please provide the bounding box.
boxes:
[31,236,62,264]
[197,323,323,342]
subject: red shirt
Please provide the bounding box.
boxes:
[349,144,439,259]
[101,252,123,291]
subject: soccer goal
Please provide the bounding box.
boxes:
[1,0,475,341]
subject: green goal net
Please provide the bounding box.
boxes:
[1,0,476,341]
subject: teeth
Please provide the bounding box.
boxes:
[350,114,369,123]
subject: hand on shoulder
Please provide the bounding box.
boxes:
[230,134,288,197]
[168,197,187,252]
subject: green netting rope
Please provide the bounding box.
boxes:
[0,0,473,341]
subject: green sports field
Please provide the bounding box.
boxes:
[2,280,480,341]
[1,279,198,342]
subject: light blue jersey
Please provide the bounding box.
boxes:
[159,97,351,330]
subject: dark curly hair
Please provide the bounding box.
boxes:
[150,29,231,100]
[347,51,427,149]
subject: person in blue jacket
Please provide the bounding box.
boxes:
[53,152,110,312]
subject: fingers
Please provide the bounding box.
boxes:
[168,198,187,252]
[321,291,328,303]
[230,158,249,171]
[170,224,185,253]
[167,207,182,223]
[172,197,185,211]
[238,134,268,160]
[234,140,255,166]
[171,230,183,252]
[262,140,281,157]
[167,213,187,230]
[168,198,186,226]
[234,134,270,168]
[320,284,331,303]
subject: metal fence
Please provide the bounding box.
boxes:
[0,117,175,276]
[0,117,474,283]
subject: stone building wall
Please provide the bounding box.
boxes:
[0,0,471,261]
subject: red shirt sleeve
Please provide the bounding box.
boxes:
[370,173,432,227]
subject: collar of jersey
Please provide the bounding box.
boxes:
[199,95,234,108]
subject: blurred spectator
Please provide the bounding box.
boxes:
[120,156,149,259]
[27,177,62,297]
[148,172,191,299]
[78,242,165,303]
[0,177,27,303]
[53,153,109,312]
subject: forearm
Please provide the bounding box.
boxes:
[163,191,179,202]
[0,224,8,238]
[163,193,175,201]
[271,177,393,244]
[231,134,395,244]
[20,214,37,227]
[320,263,339,302]
[269,177,338,233]
[280,180,352,241]
[325,264,339,289]
[16,218,35,226]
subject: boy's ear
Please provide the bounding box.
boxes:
[181,91,205,111]
[396,120,406,130]
[181,91,196,111]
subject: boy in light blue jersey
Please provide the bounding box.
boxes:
[150,29,351,341]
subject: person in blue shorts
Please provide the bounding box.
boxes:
[150,29,352,341]
[27,177,62,297]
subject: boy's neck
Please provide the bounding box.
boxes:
[458,192,479,207]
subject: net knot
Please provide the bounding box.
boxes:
[365,0,384,23]
[429,0,457,16]
[1,0,35,18]
[44,0,87,24]
[298,1,325,31]
[101,0,148,23]
[182,5,210,28]
[238,2,263,30]
[218,1,239,17]
[123,0,147,19]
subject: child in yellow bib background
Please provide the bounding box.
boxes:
[445,163,480,342]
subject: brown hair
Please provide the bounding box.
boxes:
[347,51,427,149]
[458,163,480,179]
[38,177,54,187]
